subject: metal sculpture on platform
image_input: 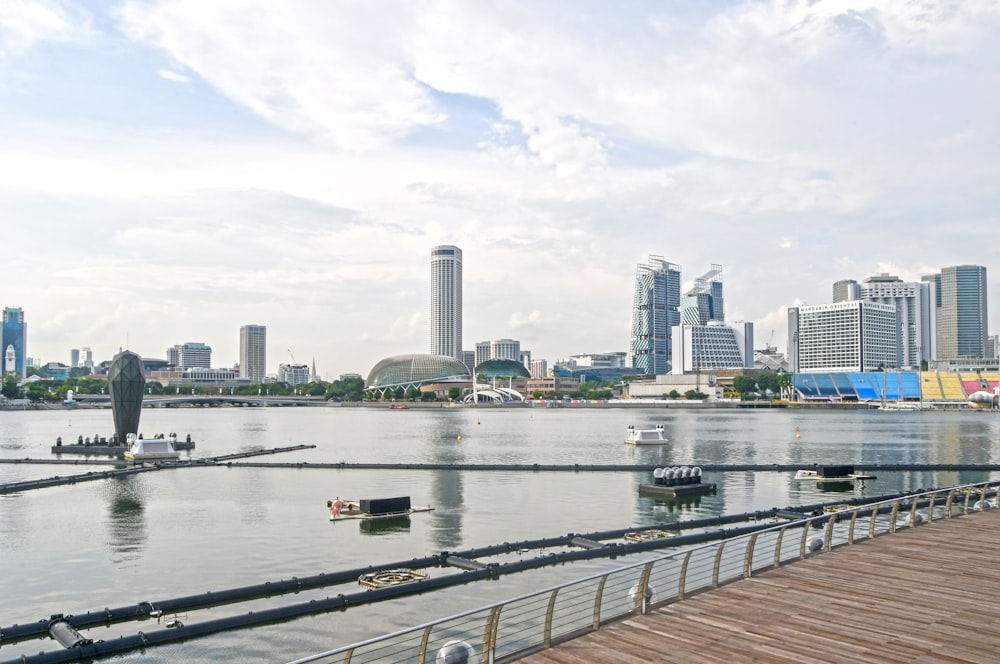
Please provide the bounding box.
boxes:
[108,350,145,443]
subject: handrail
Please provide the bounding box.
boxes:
[286,481,1000,664]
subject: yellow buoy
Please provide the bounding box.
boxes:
[457,433,463,441]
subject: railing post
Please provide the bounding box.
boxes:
[712,541,726,588]
[799,521,811,559]
[889,500,900,533]
[637,561,655,614]
[927,492,937,523]
[963,488,973,514]
[482,605,503,664]
[592,576,607,629]
[773,526,786,568]
[543,588,559,647]
[848,508,859,543]
[909,498,920,527]
[743,534,758,578]
[677,551,693,600]
[823,511,837,550]
[980,484,989,510]
[417,625,433,663]
[945,489,955,518]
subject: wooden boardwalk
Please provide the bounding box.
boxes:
[515,509,1000,663]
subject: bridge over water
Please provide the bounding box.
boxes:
[71,394,331,408]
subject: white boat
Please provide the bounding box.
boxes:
[624,424,667,445]
[124,432,180,462]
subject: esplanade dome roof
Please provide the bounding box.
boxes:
[366,354,471,388]
[474,359,531,379]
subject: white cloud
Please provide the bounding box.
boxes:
[158,68,189,83]
[4,0,1000,374]
[0,0,93,63]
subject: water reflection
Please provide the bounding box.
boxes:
[359,515,411,535]
[427,417,465,550]
[103,475,147,564]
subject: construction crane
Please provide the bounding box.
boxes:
[288,349,297,364]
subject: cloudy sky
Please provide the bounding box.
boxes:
[2,0,998,378]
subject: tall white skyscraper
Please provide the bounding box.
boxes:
[239,324,267,382]
[430,245,463,360]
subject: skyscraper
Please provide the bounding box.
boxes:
[430,245,463,360]
[832,279,861,303]
[680,265,724,325]
[1,307,26,377]
[859,274,932,369]
[239,325,267,382]
[629,256,681,375]
[934,265,988,360]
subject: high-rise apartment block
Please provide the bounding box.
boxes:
[70,348,80,369]
[430,245,463,360]
[1,307,26,377]
[278,363,310,386]
[788,301,897,373]
[239,324,267,382]
[168,342,212,369]
[475,338,520,367]
[629,256,681,374]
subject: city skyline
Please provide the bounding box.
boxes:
[2,2,999,377]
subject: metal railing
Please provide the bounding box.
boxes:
[287,482,999,664]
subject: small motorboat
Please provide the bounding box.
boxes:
[625,424,667,445]
[328,496,433,522]
[124,432,180,462]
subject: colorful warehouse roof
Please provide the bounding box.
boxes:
[366,354,471,391]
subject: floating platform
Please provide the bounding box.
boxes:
[638,482,717,499]
[52,441,195,456]
[793,465,876,482]
[328,496,434,522]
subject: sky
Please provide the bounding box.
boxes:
[2,0,999,379]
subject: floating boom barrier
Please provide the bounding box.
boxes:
[1,487,976,664]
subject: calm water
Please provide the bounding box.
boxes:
[2,405,1000,663]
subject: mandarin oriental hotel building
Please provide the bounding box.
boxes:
[788,300,898,373]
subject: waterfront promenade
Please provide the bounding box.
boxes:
[516,508,1000,663]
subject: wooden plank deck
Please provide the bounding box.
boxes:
[514,509,1000,663]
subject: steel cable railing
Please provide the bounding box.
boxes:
[286,481,1000,664]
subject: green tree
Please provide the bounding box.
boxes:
[448,387,461,401]
[667,389,681,399]
[2,374,20,399]
[25,381,53,402]
[684,389,708,400]
[532,389,543,400]
[420,390,437,402]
